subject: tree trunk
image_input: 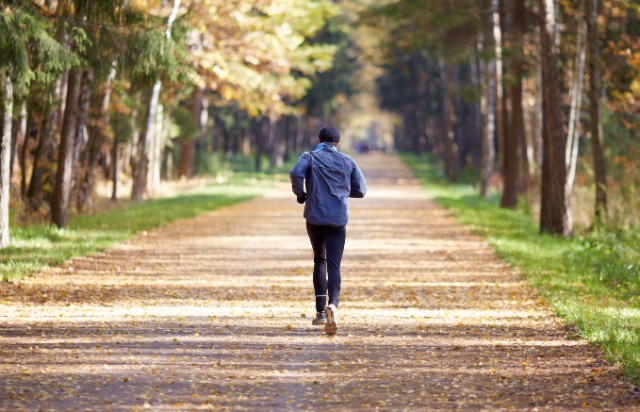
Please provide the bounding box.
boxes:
[522,79,536,192]
[78,64,115,212]
[27,102,57,208]
[427,61,444,158]
[452,66,470,169]
[492,0,505,173]
[164,145,173,181]
[131,0,181,200]
[71,68,94,205]
[469,56,483,170]
[18,102,31,199]
[269,113,282,168]
[439,59,457,182]
[131,86,156,201]
[500,0,525,209]
[147,103,166,193]
[111,131,118,201]
[538,0,570,236]
[586,0,607,224]
[178,87,202,178]
[51,68,82,228]
[533,47,544,174]
[0,74,14,248]
[255,116,267,172]
[480,31,496,197]
[10,100,26,184]
[564,18,587,233]
[58,70,69,131]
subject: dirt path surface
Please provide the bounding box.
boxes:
[1,153,638,411]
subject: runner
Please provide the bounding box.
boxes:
[289,126,368,336]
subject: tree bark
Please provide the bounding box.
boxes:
[0,74,14,247]
[269,113,282,168]
[586,0,607,223]
[178,87,202,178]
[10,100,26,185]
[131,86,156,201]
[18,102,31,199]
[564,18,587,233]
[111,130,119,201]
[78,64,115,212]
[538,0,570,236]
[439,59,457,182]
[469,55,483,170]
[71,68,94,206]
[492,0,505,174]
[500,0,525,209]
[51,68,82,228]
[533,46,544,174]
[147,103,166,193]
[27,102,57,208]
[480,31,496,197]
[255,116,267,172]
[131,0,181,200]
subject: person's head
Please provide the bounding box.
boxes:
[318,126,340,145]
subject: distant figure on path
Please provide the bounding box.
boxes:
[289,126,368,336]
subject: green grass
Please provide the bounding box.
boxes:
[401,153,640,380]
[1,176,273,282]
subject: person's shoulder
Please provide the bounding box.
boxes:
[337,151,357,165]
[334,150,352,160]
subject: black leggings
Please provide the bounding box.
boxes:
[306,222,346,312]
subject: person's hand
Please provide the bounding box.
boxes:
[297,194,306,204]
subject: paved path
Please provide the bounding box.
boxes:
[1,153,638,410]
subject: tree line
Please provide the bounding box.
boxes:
[365,0,639,236]
[0,0,357,247]
[2,0,637,247]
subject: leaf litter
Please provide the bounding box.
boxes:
[1,154,639,410]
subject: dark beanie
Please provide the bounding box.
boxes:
[319,126,340,143]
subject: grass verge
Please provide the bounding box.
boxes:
[401,153,640,381]
[1,176,272,282]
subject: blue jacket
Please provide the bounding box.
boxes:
[290,143,367,227]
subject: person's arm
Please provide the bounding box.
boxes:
[289,153,310,202]
[349,161,367,198]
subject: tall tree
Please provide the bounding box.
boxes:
[479,0,496,197]
[1,2,66,244]
[0,73,13,247]
[77,63,116,211]
[440,59,458,182]
[492,0,506,175]
[564,16,587,234]
[538,0,570,236]
[51,68,82,228]
[586,0,607,223]
[131,0,182,201]
[51,0,141,226]
[177,87,202,178]
[500,0,525,209]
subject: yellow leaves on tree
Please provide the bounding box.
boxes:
[182,0,338,116]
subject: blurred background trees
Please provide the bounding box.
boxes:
[363,0,639,236]
[0,0,638,244]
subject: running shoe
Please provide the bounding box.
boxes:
[324,304,337,336]
[311,311,326,326]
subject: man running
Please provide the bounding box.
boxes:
[289,126,368,336]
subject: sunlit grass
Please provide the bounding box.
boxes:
[402,153,640,380]
[1,177,273,282]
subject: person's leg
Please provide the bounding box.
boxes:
[325,225,346,308]
[306,222,327,313]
